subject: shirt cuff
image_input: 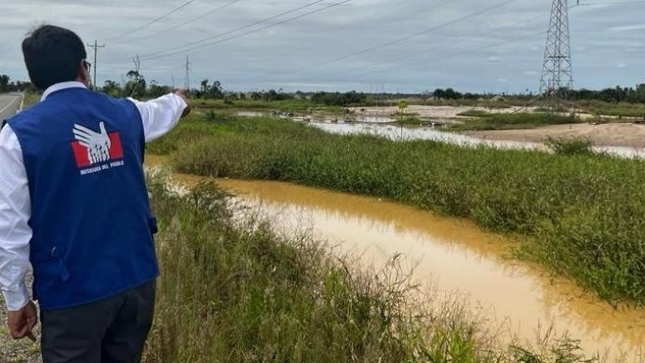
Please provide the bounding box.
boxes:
[2,282,30,312]
[171,93,188,111]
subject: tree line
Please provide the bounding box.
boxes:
[432,84,645,104]
[4,71,645,105]
[0,75,38,93]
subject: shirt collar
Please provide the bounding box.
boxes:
[41,81,87,101]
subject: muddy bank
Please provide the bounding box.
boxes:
[464,122,645,149]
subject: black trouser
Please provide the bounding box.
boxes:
[40,280,156,363]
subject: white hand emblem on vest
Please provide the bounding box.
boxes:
[73,122,112,165]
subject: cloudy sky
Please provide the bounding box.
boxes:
[1,0,643,93]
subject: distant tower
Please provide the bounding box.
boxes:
[539,0,574,112]
[184,55,191,91]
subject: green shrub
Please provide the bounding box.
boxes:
[545,137,595,156]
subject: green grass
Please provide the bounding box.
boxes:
[449,112,578,131]
[457,110,490,117]
[581,100,645,119]
[141,170,604,363]
[150,113,645,306]
[21,92,40,108]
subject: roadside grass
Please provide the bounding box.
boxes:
[449,112,577,131]
[142,170,604,363]
[153,114,645,306]
[21,92,40,108]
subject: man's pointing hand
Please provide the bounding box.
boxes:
[174,89,191,118]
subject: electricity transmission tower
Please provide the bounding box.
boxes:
[184,56,191,91]
[539,0,574,113]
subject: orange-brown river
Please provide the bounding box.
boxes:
[146,157,645,361]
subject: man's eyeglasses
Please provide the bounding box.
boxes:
[83,60,91,71]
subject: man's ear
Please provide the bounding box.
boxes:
[78,60,90,86]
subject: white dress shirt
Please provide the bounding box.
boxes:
[0,81,187,311]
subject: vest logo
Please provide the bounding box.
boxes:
[71,122,125,174]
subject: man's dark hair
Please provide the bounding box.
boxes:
[22,25,87,90]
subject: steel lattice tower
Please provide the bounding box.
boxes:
[184,55,191,91]
[539,0,574,112]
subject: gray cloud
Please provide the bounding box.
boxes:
[1,0,643,93]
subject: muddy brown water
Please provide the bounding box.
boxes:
[146,156,645,361]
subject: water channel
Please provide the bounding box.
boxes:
[311,122,645,159]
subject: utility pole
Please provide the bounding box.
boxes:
[539,0,574,113]
[86,40,106,90]
[184,56,191,91]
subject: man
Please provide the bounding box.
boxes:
[0,25,190,362]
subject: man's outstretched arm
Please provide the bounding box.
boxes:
[128,89,191,143]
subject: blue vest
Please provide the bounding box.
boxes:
[7,87,159,310]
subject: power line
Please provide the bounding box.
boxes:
[105,0,329,63]
[319,26,613,83]
[320,11,550,80]
[245,28,613,89]
[240,29,547,87]
[293,0,518,73]
[577,0,645,5]
[336,0,457,41]
[137,0,351,62]
[105,0,197,42]
[162,0,455,70]
[258,0,583,83]
[342,30,548,81]
[118,0,245,44]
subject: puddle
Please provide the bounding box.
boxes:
[145,156,645,361]
[219,180,645,361]
[313,122,545,148]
